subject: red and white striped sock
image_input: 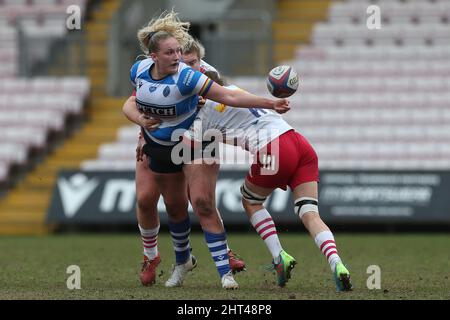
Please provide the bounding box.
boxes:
[139,224,159,260]
[250,208,282,259]
[314,230,342,272]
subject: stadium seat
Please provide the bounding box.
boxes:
[0,143,28,165]
[117,125,140,143]
[0,127,47,148]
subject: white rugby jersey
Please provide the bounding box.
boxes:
[186,85,292,154]
[199,59,219,75]
[130,58,213,145]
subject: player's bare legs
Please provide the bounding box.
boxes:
[152,171,189,222]
[136,154,160,229]
[292,181,352,291]
[135,135,160,230]
[184,163,222,232]
[135,132,197,287]
[183,162,239,289]
[292,182,329,237]
[135,133,162,286]
[135,151,162,286]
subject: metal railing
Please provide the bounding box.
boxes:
[201,9,273,77]
[18,14,88,77]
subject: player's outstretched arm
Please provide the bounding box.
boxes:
[122,95,161,130]
[204,82,291,114]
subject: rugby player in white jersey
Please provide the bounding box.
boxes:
[184,72,353,291]
[122,11,289,290]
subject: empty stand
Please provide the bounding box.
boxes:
[0,0,89,186]
[230,0,450,170]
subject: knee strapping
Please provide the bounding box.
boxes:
[240,183,267,205]
[294,197,319,218]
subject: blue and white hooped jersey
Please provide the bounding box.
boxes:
[130,58,213,145]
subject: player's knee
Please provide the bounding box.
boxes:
[136,194,158,215]
[294,197,319,219]
[240,183,267,206]
[163,197,188,217]
[191,195,215,218]
[241,197,252,211]
[165,207,188,222]
[300,210,320,224]
[241,197,260,212]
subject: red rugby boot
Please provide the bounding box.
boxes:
[227,249,246,274]
[140,253,161,286]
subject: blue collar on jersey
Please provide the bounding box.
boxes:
[145,63,176,84]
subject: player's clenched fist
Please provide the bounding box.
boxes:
[273,98,290,114]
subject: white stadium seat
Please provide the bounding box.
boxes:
[117,125,140,143]
[0,143,28,165]
[0,127,47,148]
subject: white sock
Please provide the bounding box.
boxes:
[314,230,342,272]
[250,208,283,259]
[138,224,159,260]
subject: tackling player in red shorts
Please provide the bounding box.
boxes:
[186,72,353,291]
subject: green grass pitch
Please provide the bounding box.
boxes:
[0,233,449,300]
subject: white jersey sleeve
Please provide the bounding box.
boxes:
[199,59,220,77]
[185,85,292,154]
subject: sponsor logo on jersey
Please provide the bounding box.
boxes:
[163,86,170,97]
[149,86,157,93]
[183,70,194,86]
[137,101,177,117]
[138,81,143,89]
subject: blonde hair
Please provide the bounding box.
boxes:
[183,37,205,59]
[137,10,191,55]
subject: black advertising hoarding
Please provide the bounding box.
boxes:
[46,170,450,225]
[46,171,137,224]
[318,171,450,223]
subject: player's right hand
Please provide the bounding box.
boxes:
[273,98,290,114]
[138,114,161,131]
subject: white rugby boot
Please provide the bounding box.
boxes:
[221,271,239,290]
[165,255,197,287]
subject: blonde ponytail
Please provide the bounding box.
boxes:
[137,10,191,55]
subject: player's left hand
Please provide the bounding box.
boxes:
[139,114,161,131]
[273,99,290,114]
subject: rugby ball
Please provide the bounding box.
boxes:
[266,65,299,98]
